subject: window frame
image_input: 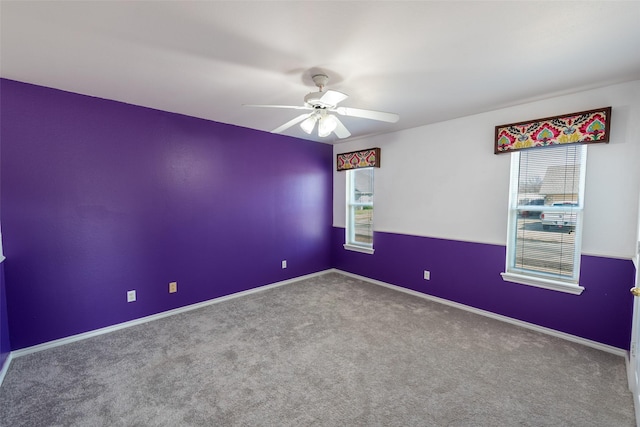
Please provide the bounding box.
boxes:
[344,168,375,254]
[501,145,587,295]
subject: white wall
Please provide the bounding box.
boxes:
[334,80,640,259]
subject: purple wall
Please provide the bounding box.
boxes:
[0,79,333,350]
[0,77,634,353]
[331,227,635,349]
[0,263,10,370]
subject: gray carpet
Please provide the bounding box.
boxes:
[0,272,635,426]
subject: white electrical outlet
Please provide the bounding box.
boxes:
[169,281,177,293]
[423,270,430,280]
[282,260,287,269]
[127,290,136,302]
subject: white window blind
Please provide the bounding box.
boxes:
[504,145,587,291]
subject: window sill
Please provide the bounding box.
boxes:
[343,244,375,255]
[501,272,584,295]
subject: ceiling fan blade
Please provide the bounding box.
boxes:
[272,113,313,134]
[332,116,351,139]
[319,90,348,106]
[334,107,399,123]
[244,104,312,111]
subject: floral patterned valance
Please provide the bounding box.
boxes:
[336,148,380,171]
[494,107,611,154]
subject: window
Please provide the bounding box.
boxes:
[0,225,4,263]
[345,168,374,254]
[502,145,587,295]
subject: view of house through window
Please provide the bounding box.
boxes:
[504,144,587,290]
[346,168,374,251]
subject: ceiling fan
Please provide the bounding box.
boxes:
[245,74,399,139]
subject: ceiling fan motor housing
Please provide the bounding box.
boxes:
[304,92,331,108]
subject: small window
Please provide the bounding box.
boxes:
[345,168,374,254]
[502,145,587,294]
[0,226,4,262]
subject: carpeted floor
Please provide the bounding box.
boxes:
[0,272,635,426]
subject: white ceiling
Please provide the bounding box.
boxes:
[2,1,639,144]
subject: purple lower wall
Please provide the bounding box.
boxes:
[0,262,10,370]
[331,227,634,349]
[0,79,333,350]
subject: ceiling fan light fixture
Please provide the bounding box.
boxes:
[300,115,318,134]
[318,114,337,137]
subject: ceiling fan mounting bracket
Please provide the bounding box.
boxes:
[311,74,329,90]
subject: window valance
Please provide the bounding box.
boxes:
[494,107,611,154]
[336,148,380,171]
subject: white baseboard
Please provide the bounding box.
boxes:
[10,270,332,360]
[332,269,628,357]
[0,352,13,388]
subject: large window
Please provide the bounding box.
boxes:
[502,145,587,295]
[345,168,374,254]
